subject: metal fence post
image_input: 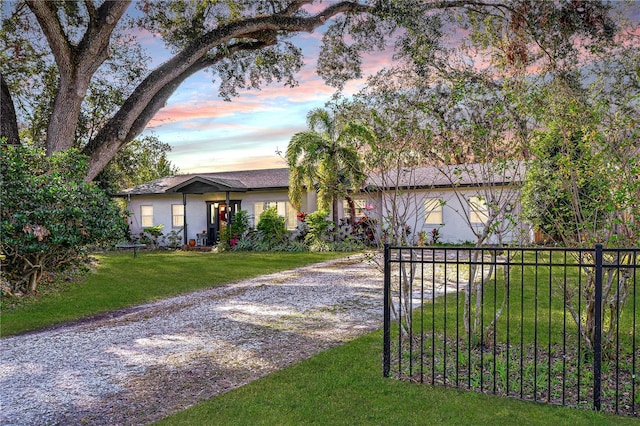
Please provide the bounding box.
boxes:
[383,243,391,378]
[594,244,603,411]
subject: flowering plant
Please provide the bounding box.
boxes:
[296,211,307,222]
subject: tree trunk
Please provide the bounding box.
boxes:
[26,0,131,154]
[27,0,370,181]
[345,194,357,231]
[0,74,20,145]
[332,196,339,238]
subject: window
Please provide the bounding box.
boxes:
[172,204,184,227]
[254,201,297,230]
[141,205,154,227]
[424,198,443,224]
[342,199,367,219]
[469,196,488,224]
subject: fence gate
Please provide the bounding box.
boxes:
[383,244,639,417]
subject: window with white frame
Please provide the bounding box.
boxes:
[424,198,443,224]
[171,204,184,227]
[342,199,367,219]
[141,205,154,227]
[254,201,297,230]
[469,196,489,224]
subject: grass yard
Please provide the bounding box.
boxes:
[386,249,640,417]
[2,249,637,424]
[156,328,637,426]
[0,250,347,336]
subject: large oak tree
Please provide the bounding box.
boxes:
[1,0,616,181]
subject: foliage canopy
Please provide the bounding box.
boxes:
[0,0,619,181]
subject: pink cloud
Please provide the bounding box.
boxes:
[149,99,270,126]
[184,155,287,173]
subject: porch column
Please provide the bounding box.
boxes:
[183,193,188,245]
[226,191,232,226]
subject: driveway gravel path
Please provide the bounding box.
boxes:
[0,255,383,425]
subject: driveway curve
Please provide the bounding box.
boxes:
[0,255,383,425]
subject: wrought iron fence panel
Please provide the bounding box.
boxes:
[383,244,639,417]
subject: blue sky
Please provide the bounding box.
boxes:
[141,25,387,174]
[140,2,640,175]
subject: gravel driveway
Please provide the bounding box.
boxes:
[0,255,383,425]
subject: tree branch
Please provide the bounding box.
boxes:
[25,1,73,75]
[26,0,131,154]
[83,39,273,180]
[78,1,131,77]
[82,2,373,180]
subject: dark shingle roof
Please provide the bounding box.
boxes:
[118,163,523,196]
[118,168,290,196]
[365,162,524,189]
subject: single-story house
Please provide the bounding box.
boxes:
[117,163,530,246]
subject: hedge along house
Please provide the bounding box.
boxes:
[118,163,530,247]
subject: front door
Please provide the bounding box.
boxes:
[206,200,241,244]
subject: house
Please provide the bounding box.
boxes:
[118,168,312,246]
[118,163,530,246]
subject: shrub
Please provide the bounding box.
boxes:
[219,210,251,250]
[305,210,332,248]
[230,210,250,240]
[329,236,365,252]
[256,207,288,248]
[0,146,126,294]
[165,227,183,249]
[138,225,164,248]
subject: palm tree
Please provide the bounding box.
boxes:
[286,108,369,229]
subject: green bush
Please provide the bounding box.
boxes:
[256,207,288,248]
[165,227,183,249]
[0,146,126,294]
[305,210,332,249]
[219,210,251,250]
[329,236,365,252]
[139,225,164,248]
[230,210,250,241]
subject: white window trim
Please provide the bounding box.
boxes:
[171,204,184,228]
[469,196,489,224]
[424,198,443,225]
[141,205,154,227]
[343,199,367,220]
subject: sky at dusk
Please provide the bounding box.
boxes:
[142,1,640,175]
[7,2,638,175]
[138,7,392,174]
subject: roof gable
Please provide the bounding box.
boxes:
[117,168,290,196]
[168,176,247,194]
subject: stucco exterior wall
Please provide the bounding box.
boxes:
[124,185,529,246]
[348,186,528,244]
[124,189,306,244]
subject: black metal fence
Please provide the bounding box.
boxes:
[383,244,639,417]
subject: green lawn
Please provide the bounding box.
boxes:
[386,250,640,417]
[2,250,637,424]
[156,328,636,426]
[0,250,347,336]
